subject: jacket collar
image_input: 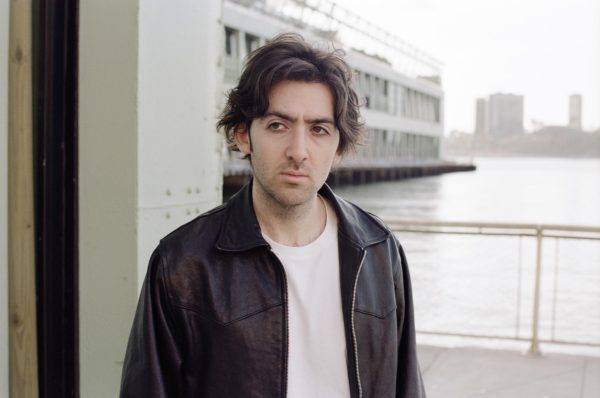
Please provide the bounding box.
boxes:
[216,180,389,252]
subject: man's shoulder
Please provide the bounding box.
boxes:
[346,198,390,231]
[329,191,393,244]
[158,201,228,257]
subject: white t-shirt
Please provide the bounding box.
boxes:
[263,198,350,398]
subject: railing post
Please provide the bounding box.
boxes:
[528,226,543,356]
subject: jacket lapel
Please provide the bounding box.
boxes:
[215,181,268,252]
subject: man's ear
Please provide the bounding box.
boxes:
[234,123,251,155]
[332,152,342,169]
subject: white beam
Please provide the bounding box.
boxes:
[79,0,223,396]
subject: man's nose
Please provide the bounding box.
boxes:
[286,127,309,163]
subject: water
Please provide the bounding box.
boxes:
[336,157,600,226]
[335,157,600,356]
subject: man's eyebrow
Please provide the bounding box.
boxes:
[264,111,296,122]
[264,111,334,125]
[306,117,335,125]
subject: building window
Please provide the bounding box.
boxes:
[225,27,237,57]
[245,33,260,55]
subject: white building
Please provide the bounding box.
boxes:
[223,0,444,161]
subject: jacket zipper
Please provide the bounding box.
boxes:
[270,246,365,398]
[351,249,367,398]
[269,248,290,398]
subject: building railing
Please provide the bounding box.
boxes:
[229,0,442,78]
[383,219,600,355]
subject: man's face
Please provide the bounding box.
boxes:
[235,80,340,209]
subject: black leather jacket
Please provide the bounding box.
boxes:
[120,182,426,397]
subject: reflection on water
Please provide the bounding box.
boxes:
[336,157,600,226]
[336,157,600,355]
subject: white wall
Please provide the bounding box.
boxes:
[0,0,9,396]
[79,1,139,396]
[137,0,224,290]
[79,0,223,396]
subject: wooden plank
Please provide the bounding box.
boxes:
[8,0,39,396]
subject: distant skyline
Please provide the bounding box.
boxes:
[339,0,600,134]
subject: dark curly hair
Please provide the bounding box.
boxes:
[216,33,364,156]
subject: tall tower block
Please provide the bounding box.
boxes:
[569,94,582,130]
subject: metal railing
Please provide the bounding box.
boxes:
[383,219,600,355]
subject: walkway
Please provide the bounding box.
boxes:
[418,345,599,398]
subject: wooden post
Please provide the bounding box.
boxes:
[8,0,40,396]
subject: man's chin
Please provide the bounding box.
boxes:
[269,189,318,209]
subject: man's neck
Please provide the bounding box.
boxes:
[252,190,327,247]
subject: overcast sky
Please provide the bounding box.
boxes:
[339,0,600,134]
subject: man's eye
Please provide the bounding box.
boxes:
[268,122,285,131]
[313,126,330,135]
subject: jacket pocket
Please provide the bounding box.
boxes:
[353,251,397,319]
[165,253,283,326]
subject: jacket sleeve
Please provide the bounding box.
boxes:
[120,246,184,397]
[395,241,427,397]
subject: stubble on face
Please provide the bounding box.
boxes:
[237,81,340,220]
[253,158,316,217]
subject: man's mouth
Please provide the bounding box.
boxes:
[280,170,309,181]
[282,171,307,177]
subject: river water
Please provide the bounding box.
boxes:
[335,157,600,355]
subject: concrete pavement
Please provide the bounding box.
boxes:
[418,345,599,398]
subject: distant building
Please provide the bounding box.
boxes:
[569,94,582,130]
[474,97,489,135]
[488,93,524,135]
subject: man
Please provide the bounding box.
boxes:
[120,33,425,397]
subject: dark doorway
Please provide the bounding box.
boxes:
[33,0,79,397]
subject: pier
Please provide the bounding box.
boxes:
[223,158,476,192]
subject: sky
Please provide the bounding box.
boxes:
[338,0,600,134]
